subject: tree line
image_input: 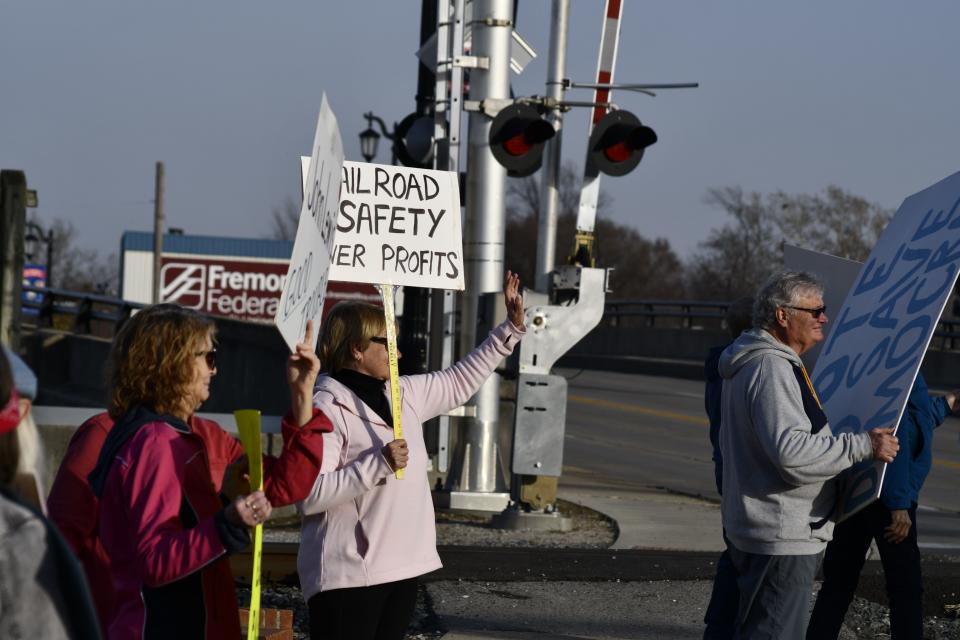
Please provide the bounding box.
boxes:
[504,164,893,302]
[36,163,894,303]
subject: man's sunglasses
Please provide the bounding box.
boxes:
[785,305,827,319]
[195,349,218,369]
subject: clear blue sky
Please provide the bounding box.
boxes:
[2,1,959,262]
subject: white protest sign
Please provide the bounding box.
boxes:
[274,94,344,352]
[810,171,960,519]
[783,244,863,371]
[302,158,464,290]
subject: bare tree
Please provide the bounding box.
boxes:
[270,196,300,241]
[505,163,685,298]
[27,215,119,295]
[686,185,894,300]
[771,185,891,261]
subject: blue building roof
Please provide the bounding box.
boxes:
[122,231,293,259]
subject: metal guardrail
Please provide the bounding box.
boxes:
[17,288,960,352]
[21,285,143,337]
[603,299,960,351]
[604,299,729,329]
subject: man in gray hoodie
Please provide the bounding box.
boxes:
[718,271,900,639]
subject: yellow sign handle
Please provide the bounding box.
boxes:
[380,285,405,480]
[234,409,264,640]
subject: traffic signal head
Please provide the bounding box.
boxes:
[588,110,657,176]
[489,103,556,178]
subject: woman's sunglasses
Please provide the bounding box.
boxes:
[195,349,218,369]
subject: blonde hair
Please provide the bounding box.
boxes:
[318,301,385,373]
[108,304,215,419]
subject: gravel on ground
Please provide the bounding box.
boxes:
[243,500,960,639]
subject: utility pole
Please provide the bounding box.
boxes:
[449,0,515,509]
[0,171,27,348]
[534,0,570,291]
[152,161,164,304]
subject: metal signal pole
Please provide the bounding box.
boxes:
[449,0,515,509]
[534,0,570,291]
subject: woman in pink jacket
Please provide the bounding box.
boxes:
[89,304,328,639]
[301,271,526,640]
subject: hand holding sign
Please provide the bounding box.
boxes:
[287,319,321,427]
[226,490,271,527]
[868,427,899,463]
[382,439,409,472]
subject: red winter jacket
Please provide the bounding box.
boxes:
[47,409,331,637]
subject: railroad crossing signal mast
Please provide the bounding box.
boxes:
[432,0,696,519]
[479,0,697,527]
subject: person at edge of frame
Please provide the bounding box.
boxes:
[0,345,102,640]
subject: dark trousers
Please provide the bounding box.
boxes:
[703,531,740,640]
[727,545,820,640]
[308,577,419,640]
[807,501,922,640]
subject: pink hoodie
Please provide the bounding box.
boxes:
[298,320,524,597]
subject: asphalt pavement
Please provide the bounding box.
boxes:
[424,369,960,639]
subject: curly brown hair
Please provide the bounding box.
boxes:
[107,304,216,419]
[318,301,385,374]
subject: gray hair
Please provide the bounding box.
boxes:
[752,271,823,330]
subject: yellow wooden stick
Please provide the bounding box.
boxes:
[234,409,264,640]
[380,285,405,480]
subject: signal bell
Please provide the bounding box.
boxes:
[489,103,556,178]
[588,110,657,176]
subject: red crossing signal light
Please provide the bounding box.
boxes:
[489,103,556,178]
[588,110,657,177]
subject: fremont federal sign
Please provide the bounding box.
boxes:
[119,231,378,324]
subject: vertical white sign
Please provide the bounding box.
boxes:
[810,171,960,519]
[274,94,344,352]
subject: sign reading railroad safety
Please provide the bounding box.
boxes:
[302,159,464,290]
[275,94,344,353]
[811,169,960,520]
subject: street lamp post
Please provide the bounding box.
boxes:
[359,112,397,165]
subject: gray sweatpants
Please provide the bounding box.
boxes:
[727,545,821,640]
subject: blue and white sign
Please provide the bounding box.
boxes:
[812,171,960,520]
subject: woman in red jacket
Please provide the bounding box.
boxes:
[75,303,329,639]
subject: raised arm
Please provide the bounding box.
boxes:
[288,319,322,427]
[402,271,526,420]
